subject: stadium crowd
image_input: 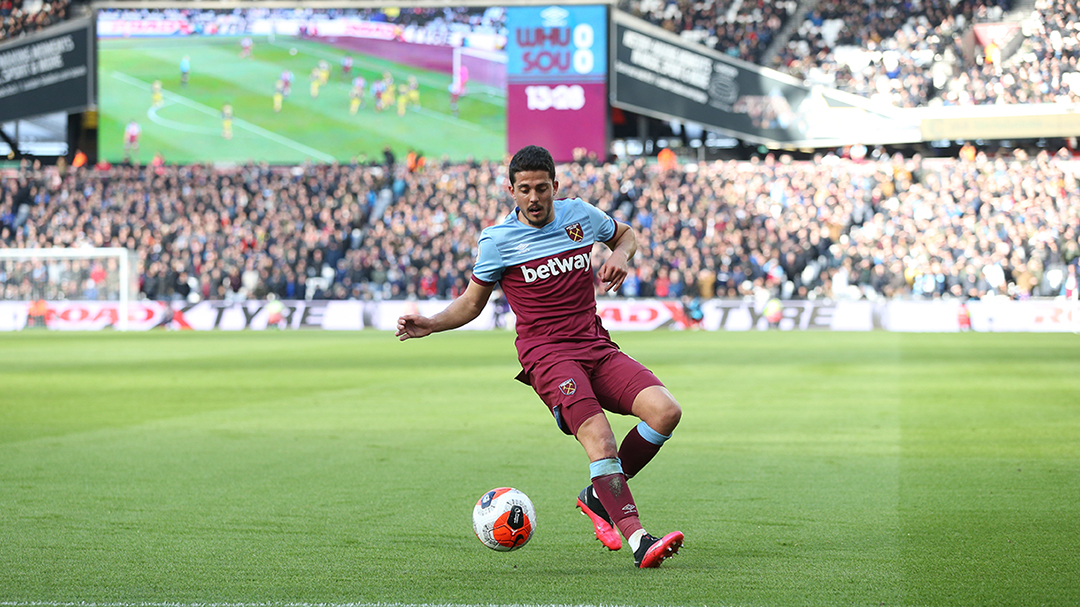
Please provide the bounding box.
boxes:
[618,0,797,64]
[623,0,1078,109]
[2,148,1078,303]
[775,0,1080,108]
[936,0,1080,106]
[0,0,72,41]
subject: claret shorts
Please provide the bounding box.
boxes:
[519,344,664,436]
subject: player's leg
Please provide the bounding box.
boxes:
[576,413,681,567]
[567,399,682,566]
[621,385,681,479]
[528,359,624,550]
[594,353,682,479]
[531,356,682,566]
[589,353,684,567]
[573,411,642,548]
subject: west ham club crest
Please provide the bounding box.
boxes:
[564,223,584,242]
[559,378,577,395]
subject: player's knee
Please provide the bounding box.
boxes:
[636,386,681,434]
[656,398,682,434]
[574,412,619,459]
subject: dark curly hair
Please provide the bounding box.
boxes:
[507,145,556,185]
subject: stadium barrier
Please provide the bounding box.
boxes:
[1,299,1077,333]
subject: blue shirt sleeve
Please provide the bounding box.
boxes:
[472,230,505,284]
[579,198,617,244]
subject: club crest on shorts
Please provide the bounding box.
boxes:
[558,378,577,395]
[564,222,584,243]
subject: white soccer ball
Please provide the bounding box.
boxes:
[472,487,536,551]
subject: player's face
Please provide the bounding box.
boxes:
[510,170,559,228]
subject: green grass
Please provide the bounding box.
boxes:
[1,330,1078,606]
[98,35,506,164]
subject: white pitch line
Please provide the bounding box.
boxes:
[147,101,222,135]
[110,71,337,163]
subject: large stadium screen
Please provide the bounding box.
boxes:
[505,5,608,162]
[95,7,509,164]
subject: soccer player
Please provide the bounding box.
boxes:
[378,72,396,111]
[280,69,294,97]
[396,81,410,116]
[239,36,253,59]
[349,78,365,115]
[396,145,684,569]
[340,54,353,80]
[371,78,386,111]
[151,80,164,108]
[273,79,285,113]
[449,64,468,117]
[221,104,233,140]
[309,66,322,98]
[406,75,420,111]
[123,119,141,155]
[179,55,190,87]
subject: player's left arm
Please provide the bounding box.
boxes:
[598,221,636,293]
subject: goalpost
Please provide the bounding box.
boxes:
[452,46,508,97]
[0,247,139,331]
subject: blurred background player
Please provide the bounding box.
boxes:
[240,36,253,59]
[179,55,190,87]
[349,76,366,115]
[151,80,163,109]
[318,60,331,86]
[221,104,233,140]
[280,69,293,97]
[380,72,395,112]
[309,66,322,98]
[340,54,353,81]
[396,80,410,116]
[371,77,386,112]
[266,294,286,329]
[449,64,468,117]
[406,75,420,112]
[273,79,285,113]
[123,119,141,157]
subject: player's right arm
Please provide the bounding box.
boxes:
[396,280,494,340]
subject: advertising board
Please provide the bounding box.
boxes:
[0,18,95,121]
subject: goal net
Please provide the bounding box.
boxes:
[0,247,139,330]
[452,46,507,97]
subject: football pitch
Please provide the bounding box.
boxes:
[98,36,506,164]
[1,330,1077,606]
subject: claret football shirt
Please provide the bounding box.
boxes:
[471,197,618,364]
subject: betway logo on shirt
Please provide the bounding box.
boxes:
[521,252,591,283]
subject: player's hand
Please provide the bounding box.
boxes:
[597,250,629,293]
[396,314,434,341]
